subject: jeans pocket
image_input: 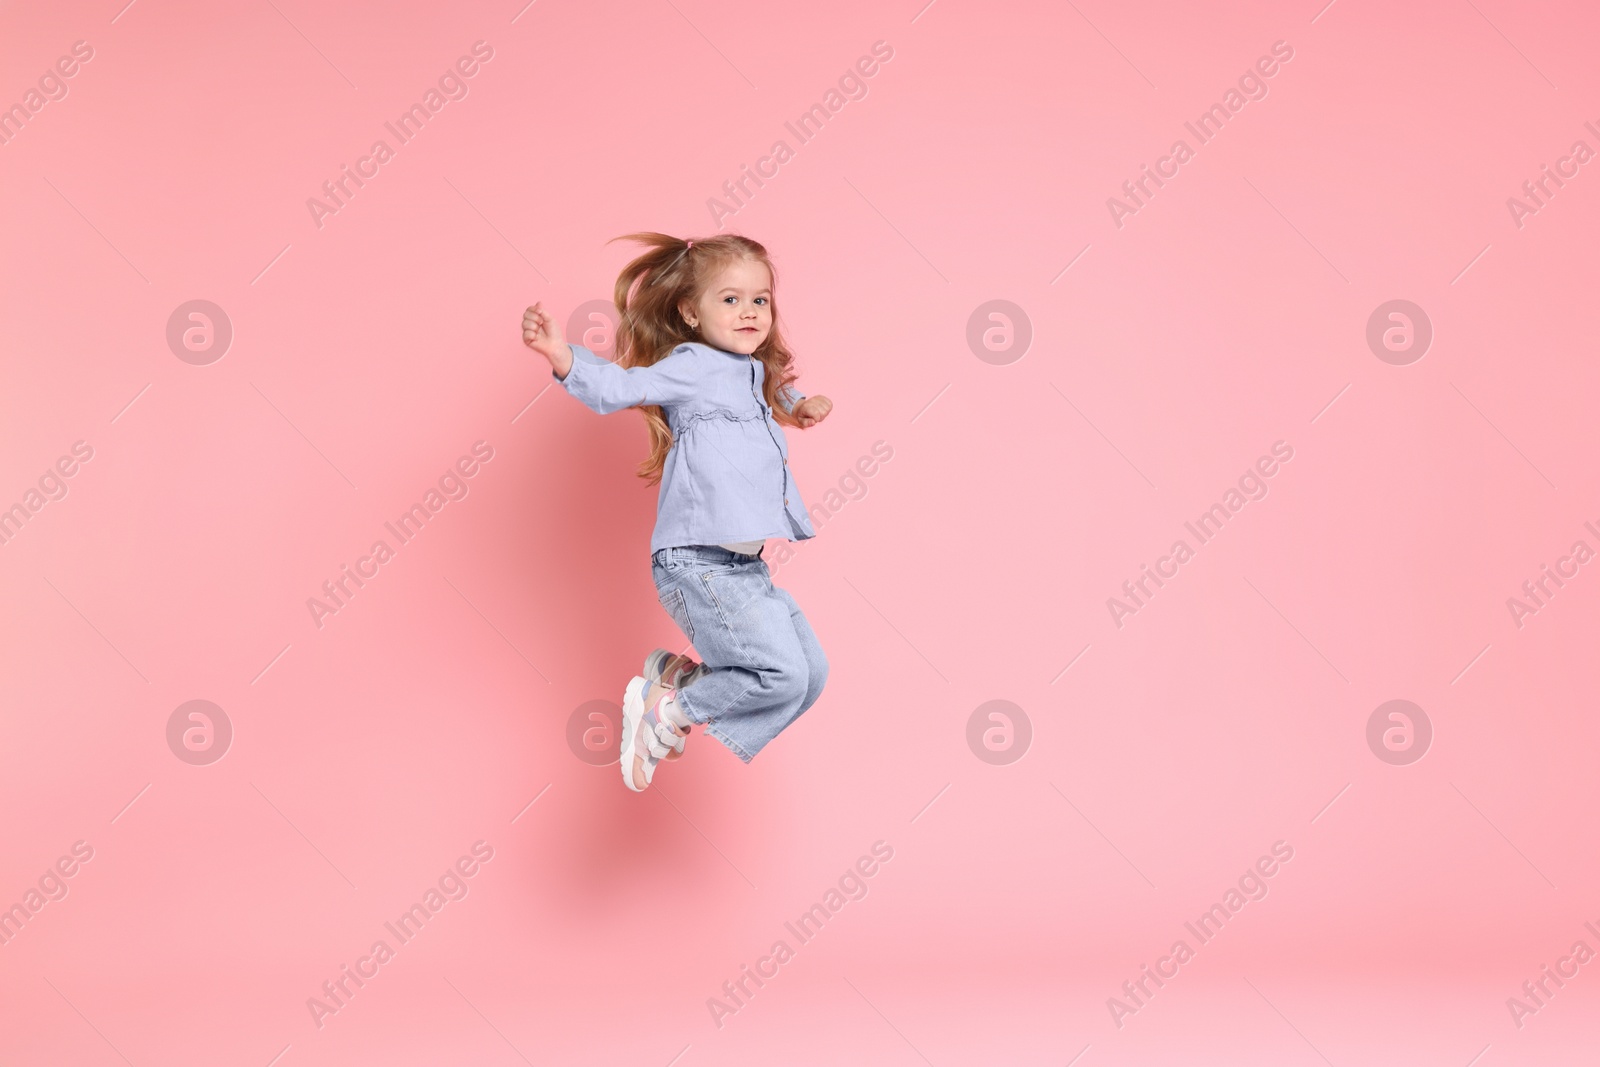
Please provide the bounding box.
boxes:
[658,585,695,643]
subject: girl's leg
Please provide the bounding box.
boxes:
[773,584,828,714]
[653,548,811,762]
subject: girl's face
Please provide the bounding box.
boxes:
[684,258,772,355]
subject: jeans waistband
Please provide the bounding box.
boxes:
[654,543,765,566]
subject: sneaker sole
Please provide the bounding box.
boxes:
[619,675,651,792]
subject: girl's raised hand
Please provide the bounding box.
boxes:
[522,302,573,378]
[794,395,832,428]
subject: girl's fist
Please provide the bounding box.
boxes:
[794,395,832,428]
[522,302,573,377]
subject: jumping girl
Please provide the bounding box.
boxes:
[521,232,833,792]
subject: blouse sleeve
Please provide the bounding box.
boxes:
[555,344,704,415]
[776,383,806,415]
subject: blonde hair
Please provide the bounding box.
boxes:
[606,231,801,485]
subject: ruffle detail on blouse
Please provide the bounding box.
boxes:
[669,408,769,435]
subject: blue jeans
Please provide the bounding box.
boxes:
[650,544,828,762]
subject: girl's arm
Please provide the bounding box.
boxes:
[523,302,701,415]
[559,343,704,415]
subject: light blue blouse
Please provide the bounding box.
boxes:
[554,341,816,552]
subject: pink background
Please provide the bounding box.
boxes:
[3,0,1599,1063]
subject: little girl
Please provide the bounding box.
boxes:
[521,232,834,792]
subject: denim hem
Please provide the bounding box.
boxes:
[704,722,756,763]
[671,682,710,726]
[674,684,757,763]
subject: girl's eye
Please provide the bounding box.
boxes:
[754,297,767,305]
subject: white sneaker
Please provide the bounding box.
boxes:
[619,676,688,792]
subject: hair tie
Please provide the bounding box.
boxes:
[685,239,694,250]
